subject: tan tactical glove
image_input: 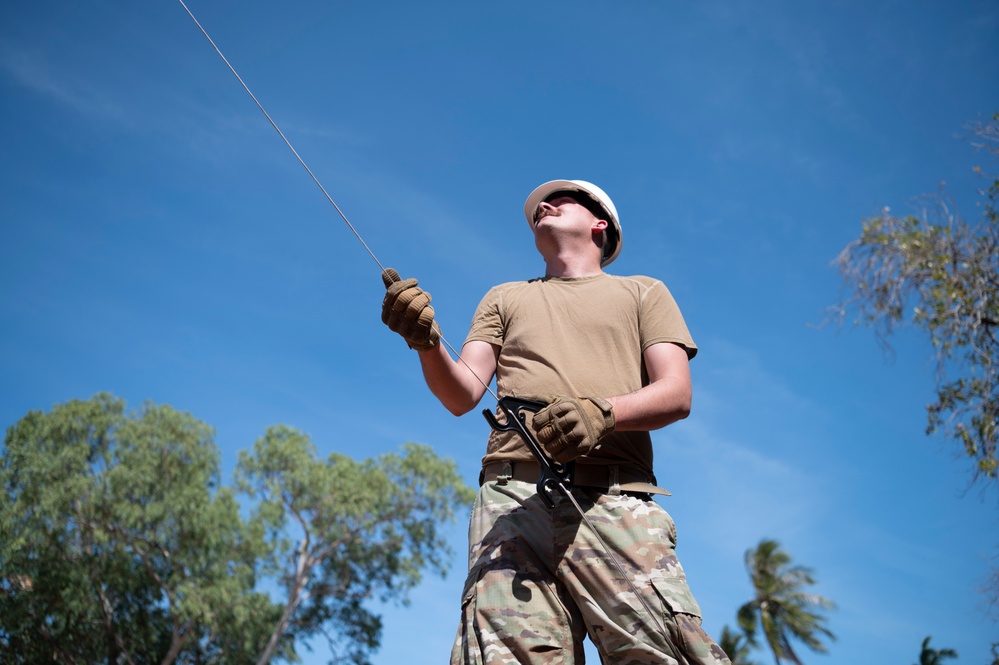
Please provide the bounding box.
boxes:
[381,268,440,351]
[527,395,615,464]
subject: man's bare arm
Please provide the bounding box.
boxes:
[606,342,692,431]
[417,340,498,416]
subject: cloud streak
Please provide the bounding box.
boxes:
[1,44,133,124]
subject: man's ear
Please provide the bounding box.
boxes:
[591,219,609,233]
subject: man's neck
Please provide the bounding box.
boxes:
[543,251,604,278]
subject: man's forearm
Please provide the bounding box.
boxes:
[606,377,691,432]
[606,341,692,432]
[417,342,494,417]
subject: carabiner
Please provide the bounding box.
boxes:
[482,396,574,508]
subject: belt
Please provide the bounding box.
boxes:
[479,460,670,496]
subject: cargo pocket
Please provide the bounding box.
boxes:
[451,563,486,665]
[650,579,732,665]
[651,576,702,619]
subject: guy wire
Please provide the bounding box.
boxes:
[177,0,498,402]
[177,0,382,272]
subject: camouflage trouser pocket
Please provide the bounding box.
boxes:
[651,579,731,665]
[450,563,485,665]
[651,576,702,618]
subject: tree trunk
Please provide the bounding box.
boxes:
[256,547,312,665]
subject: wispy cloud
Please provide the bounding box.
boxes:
[0,39,365,167]
[656,336,837,561]
[0,44,129,124]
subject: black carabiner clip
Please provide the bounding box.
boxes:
[482,396,574,509]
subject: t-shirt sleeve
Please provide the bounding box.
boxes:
[465,286,505,347]
[640,280,698,360]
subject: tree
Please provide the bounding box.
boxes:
[914,635,958,665]
[718,624,760,665]
[1,394,476,665]
[737,539,835,665]
[830,112,999,487]
[235,425,476,665]
[0,393,278,664]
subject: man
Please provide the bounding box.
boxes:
[381,180,730,665]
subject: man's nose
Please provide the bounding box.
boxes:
[535,201,555,223]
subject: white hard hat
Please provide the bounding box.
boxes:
[523,179,623,267]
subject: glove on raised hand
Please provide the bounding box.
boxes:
[381,268,440,351]
[528,395,615,464]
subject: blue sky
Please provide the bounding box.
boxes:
[1,1,997,663]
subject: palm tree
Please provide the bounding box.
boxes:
[914,636,958,665]
[737,539,835,665]
[718,625,760,665]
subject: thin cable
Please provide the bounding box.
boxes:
[180,0,496,399]
[177,0,383,272]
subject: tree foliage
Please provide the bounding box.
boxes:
[235,425,476,665]
[831,112,999,486]
[718,624,760,665]
[737,539,835,665]
[0,394,475,665]
[914,635,958,665]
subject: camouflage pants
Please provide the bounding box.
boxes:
[450,478,731,665]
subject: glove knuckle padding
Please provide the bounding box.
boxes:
[402,306,434,339]
[395,286,426,311]
[380,271,440,350]
[382,279,418,325]
[386,278,418,300]
[529,395,614,464]
[403,291,431,320]
[414,306,436,337]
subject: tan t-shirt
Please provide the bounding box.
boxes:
[465,273,697,474]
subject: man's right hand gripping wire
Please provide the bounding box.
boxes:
[381,269,441,351]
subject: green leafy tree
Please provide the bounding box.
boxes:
[1,395,475,664]
[235,425,476,665]
[718,624,760,665]
[914,635,958,665]
[737,539,835,665]
[0,394,278,664]
[831,112,999,487]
